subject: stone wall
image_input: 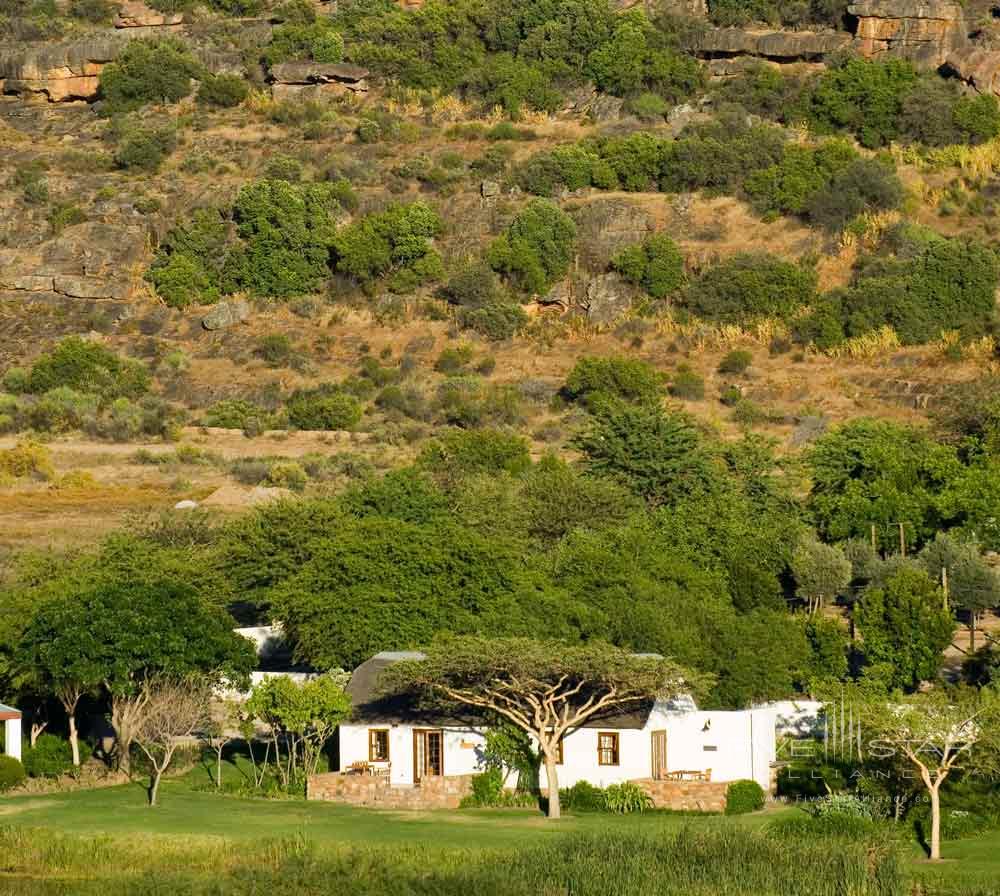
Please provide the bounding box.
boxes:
[307,773,475,810]
[632,778,729,812]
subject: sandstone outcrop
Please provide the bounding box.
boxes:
[945,48,1000,97]
[848,0,967,67]
[692,28,851,61]
[114,1,184,28]
[269,62,369,102]
[0,35,126,102]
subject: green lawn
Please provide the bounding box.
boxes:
[0,760,997,895]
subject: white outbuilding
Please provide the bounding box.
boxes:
[1,703,21,762]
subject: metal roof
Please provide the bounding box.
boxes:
[0,702,21,720]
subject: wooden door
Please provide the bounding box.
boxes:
[651,730,667,780]
[413,730,444,782]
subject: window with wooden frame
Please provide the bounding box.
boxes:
[597,732,619,766]
[368,728,390,762]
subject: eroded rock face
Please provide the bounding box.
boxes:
[848,0,967,67]
[115,1,184,28]
[692,28,851,61]
[269,62,369,102]
[946,48,1000,97]
[202,299,251,331]
[0,222,145,300]
[0,35,126,101]
[580,272,635,326]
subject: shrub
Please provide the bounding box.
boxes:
[461,303,527,341]
[435,345,474,375]
[563,356,663,407]
[560,780,605,812]
[725,779,765,815]
[222,180,342,298]
[68,0,116,22]
[628,92,669,121]
[603,781,653,814]
[266,460,308,491]
[146,207,229,308]
[257,334,296,367]
[264,20,345,66]
[611,234,686,299]
[24,337,150,400]
[197,73,250,108]
[22,734,73,778]
[0,755,25,792]
[114,126,177,172]
[333,203,442,288]
[203,399,270,433]
[439,262,503,309]
[465,768,505,807]
[286,385,362,430]
[668,364,705,401]
[98,37,203,116]
[683,253,817,324]
[487,199,576,295]
[805,158,904,232]
[48,203,86,236]
[28,387,100,433]
[0,441,54,480]
[953,93,1000,143]
[419,428,531,476]
[718,349,753,375]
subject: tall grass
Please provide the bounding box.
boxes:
[0,825,904,896]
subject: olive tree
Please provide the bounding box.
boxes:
[384,635,698,819]
[791,536,852,614]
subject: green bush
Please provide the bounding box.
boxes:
[563,356,663,407]
[286,385,362,431]
[333,202,442,288]
[114,126,177,172]
[68,0,116,23]
[257,334,296,367]
[603,781,653,814]
[98,37,204,116]
[197,73,250,108]
[725,779,765,815]
[265,20,345,66]
[419,428,531,476]
[24,337,150,400]
[465,768,505,807]
[683,254,817,324]
[461,303,527,341]
[0,754,26,791]
[718,350,753,375]
[668,364,705,401]
[560,780,606,812]
[487,199,576,295]
[22,734,73,778]
[440,262,503,309]
[611,233,686,299]
[223,180,341,298]
[203,399,270,433]
[146,208,228,308]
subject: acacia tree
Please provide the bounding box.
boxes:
[791,537,852,615]
[134,676,211,807]
[385,636,698,819]
[858,687,1000,861]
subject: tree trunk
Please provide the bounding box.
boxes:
[149,769,163,807]
[929,782,942,861]
[543,751,560,820]
[216,744,224,789]
[970,612,977,652]
[68,715,80,767]
[30,721,46,748]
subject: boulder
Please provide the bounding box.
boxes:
[848,0,967,67]
[114,1,184,27]
[53,276,129,300]
[560,84,624,121]
[580,273,633,326]
[573,199,654,271]
[945,48,1000,97]
[480,179,501,199]
[202,299,251,331]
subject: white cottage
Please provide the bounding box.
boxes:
[336,651,776,794]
